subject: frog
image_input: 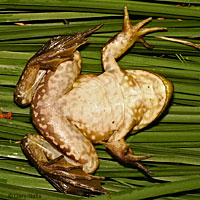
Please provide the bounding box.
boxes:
[14,6,173,196]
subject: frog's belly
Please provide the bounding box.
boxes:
[57,72,124,142]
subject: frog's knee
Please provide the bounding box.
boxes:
[82,151,99,174]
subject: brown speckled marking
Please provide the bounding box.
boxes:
[126,69,173,131]
[100,6,168,143]
[14,62,45,107]
[17,6,173,188]
[57,71,124,143]
[21,134,64,165]
[31,51,99,173]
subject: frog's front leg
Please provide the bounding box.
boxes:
[102,6,166,77]
[102,6,167,173]
[105,138,153,174]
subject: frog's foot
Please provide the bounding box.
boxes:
[123,5,167,50]
[39,157,108,196]
[105,139,153,174]
[30,22,103,71]
[21,134,108,196]
[102,6,166,68]
[15,23,103,107]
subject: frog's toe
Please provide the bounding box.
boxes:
[40,157,108,196]
[21,134,107,196]
[29,22,103,71]
[136,37,154,49]
[123,6,166,49]
[122,153,154,174]
[105,140,153,174]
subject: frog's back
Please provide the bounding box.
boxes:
[56,72,124,143]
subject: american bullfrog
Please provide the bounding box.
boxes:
[14,6,173,196]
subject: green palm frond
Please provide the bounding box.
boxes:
[0,0,200,199]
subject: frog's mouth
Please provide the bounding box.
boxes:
[126,69,173,131]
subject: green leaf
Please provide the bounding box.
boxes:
[88,177,200,200]
[0,0,200,199]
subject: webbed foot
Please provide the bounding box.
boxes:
[29,23,103,71]
[14,23,103,107]
[21,134,108,196]
[38,156,107,196]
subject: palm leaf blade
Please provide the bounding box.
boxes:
[0,0,200,199]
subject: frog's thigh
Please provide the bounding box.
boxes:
[36,108,99,174]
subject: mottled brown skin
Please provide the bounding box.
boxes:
[15,6,173,196]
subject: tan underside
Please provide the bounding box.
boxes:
[126,69,173,131]
[56,71,125,143]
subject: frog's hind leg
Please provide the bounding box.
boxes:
[14,23,103,107]
[23,23,106,195]
[21,134,107,196]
